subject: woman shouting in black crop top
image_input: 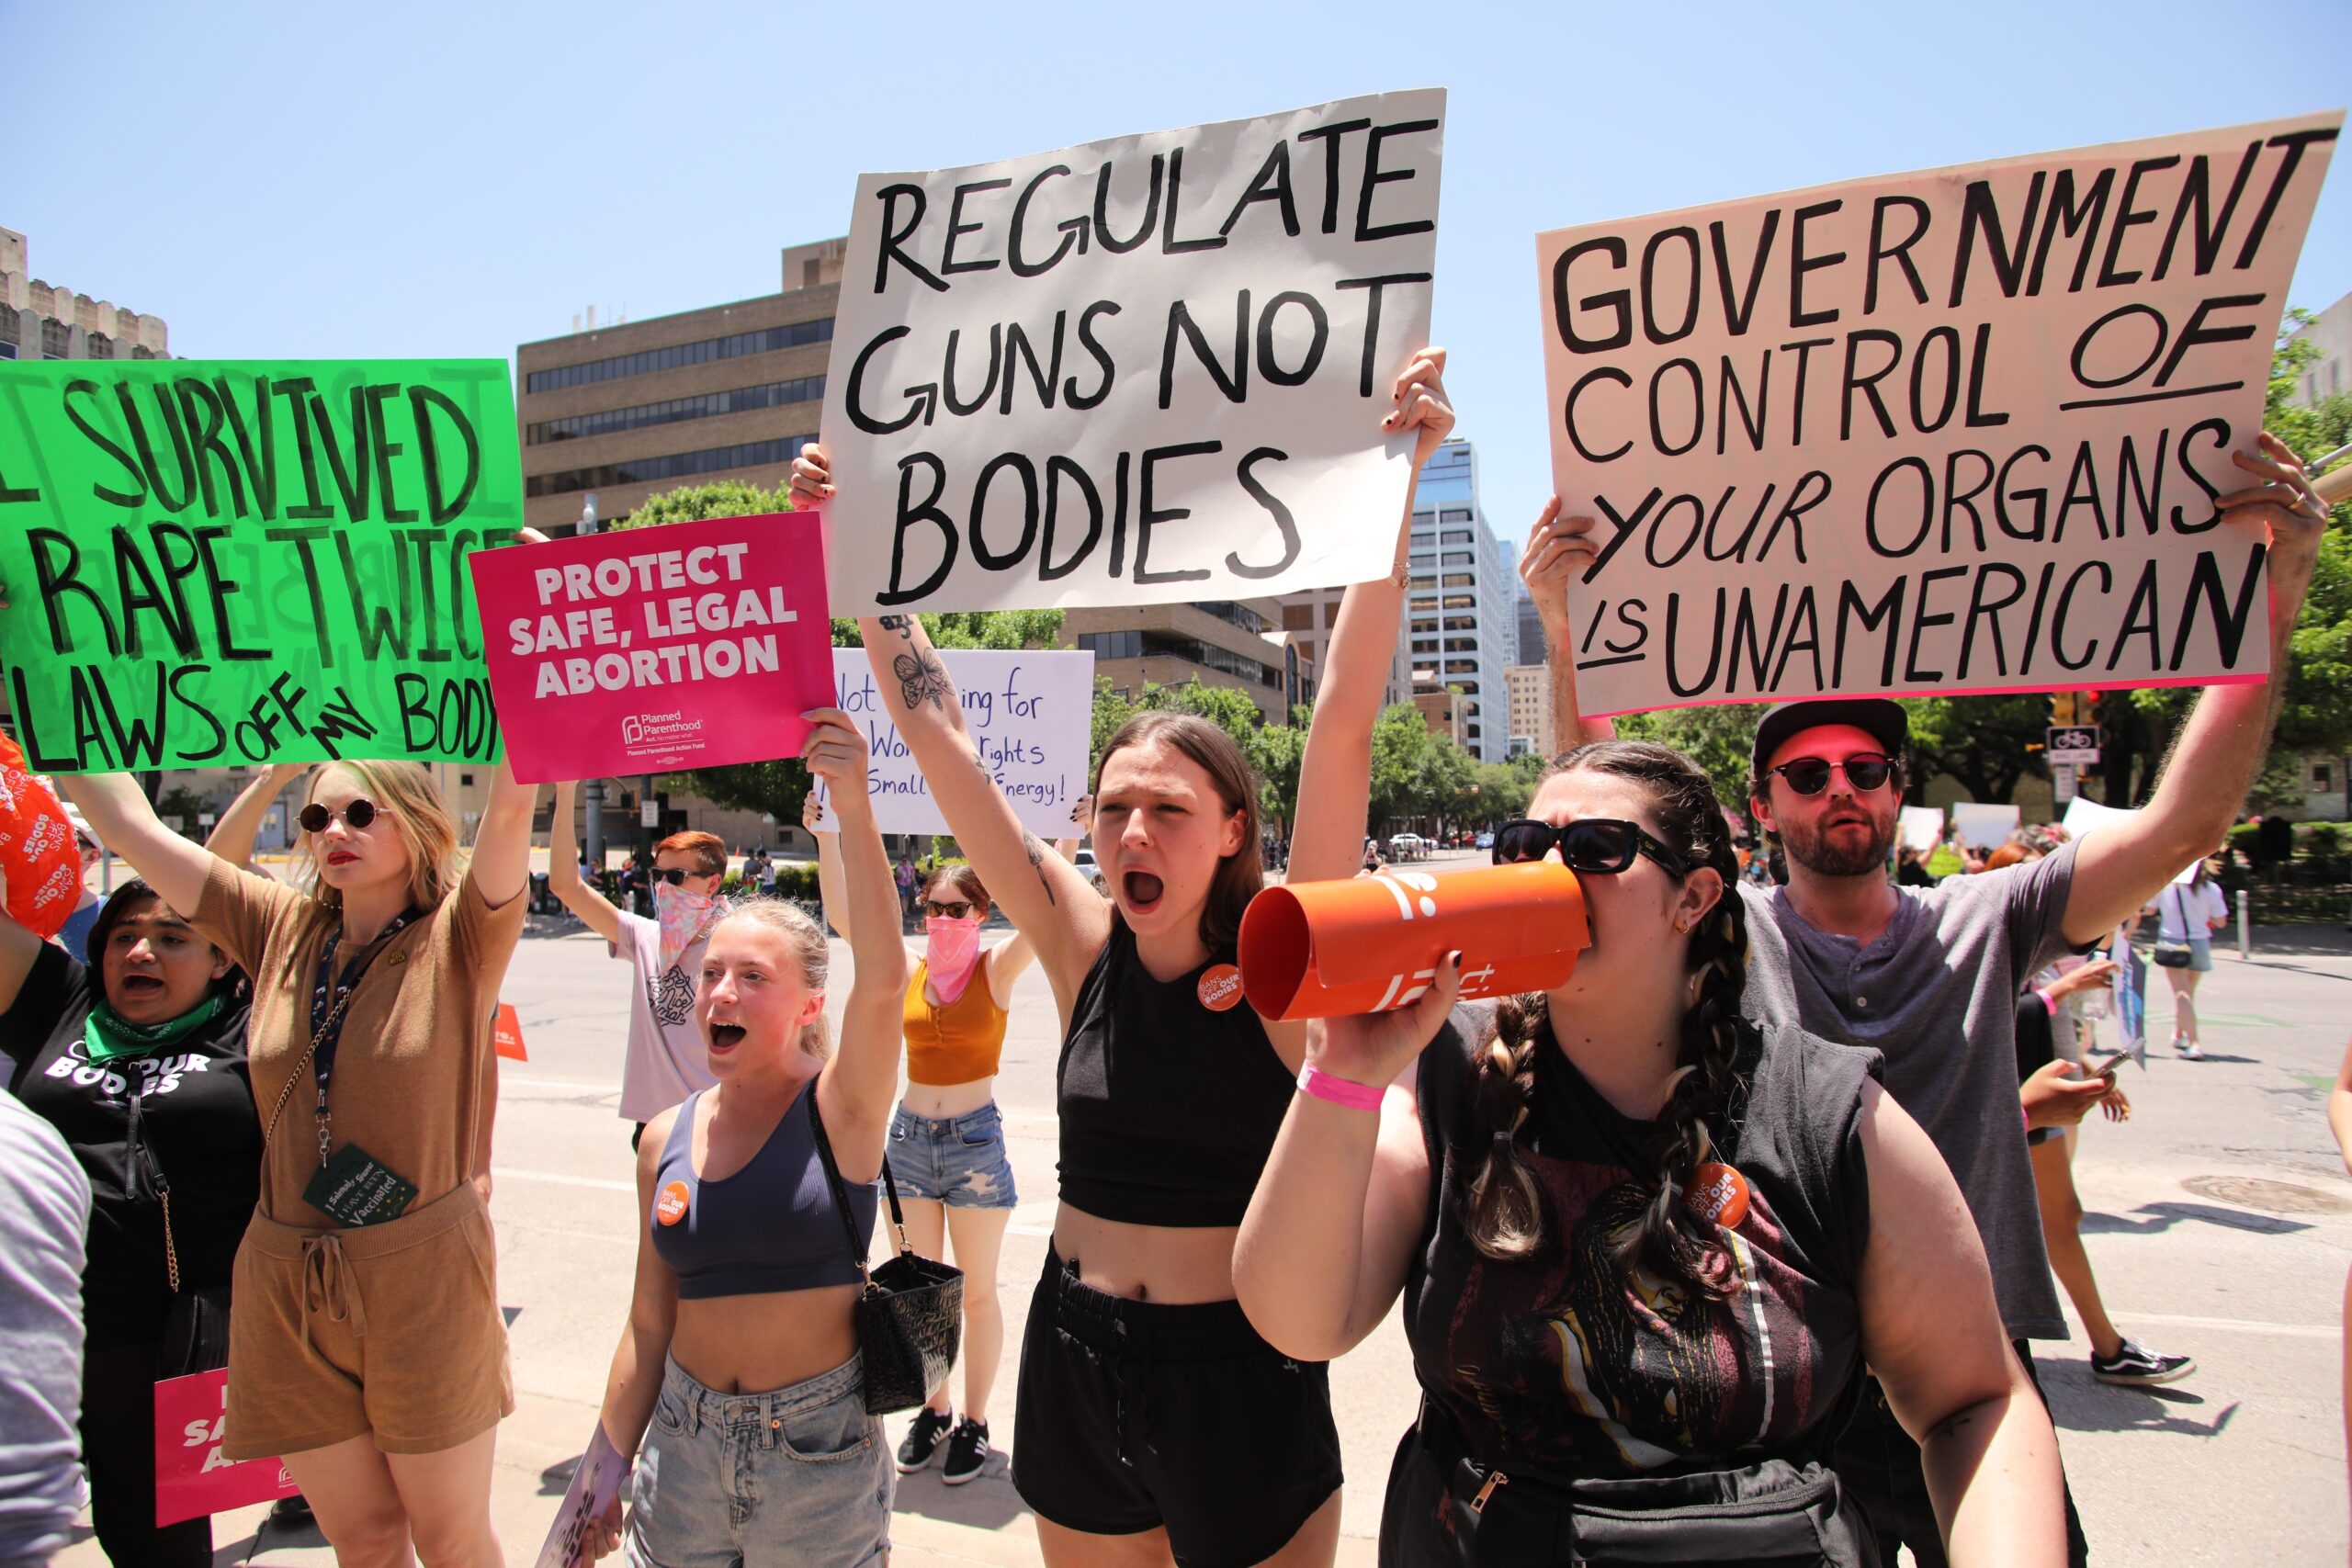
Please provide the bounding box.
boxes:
[588,711,907,1568]
[789,347,1455,1568]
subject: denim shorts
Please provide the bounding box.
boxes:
[888,1101,1017,1210]
[626,1352,890,1568]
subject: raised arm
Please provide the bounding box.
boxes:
[2064,433,2326,943]
[1237,957,1462,1359]
[805,792,849,940]
[804,710,909,1153]
[1522,498,1616,751]
[1855,1081,2066,1567]
[1288,350,1453,885]
[468,755,537,908]
[0,887,46,1016]
[982,798,1089,996]
[54,774,213,921]
[548,780,624,946]
[204,763,308,870]
[590,1103,683,1556]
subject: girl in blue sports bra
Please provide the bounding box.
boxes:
[588,712,908,1568]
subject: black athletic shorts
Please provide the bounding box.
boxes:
[1012,1248,1342,1568]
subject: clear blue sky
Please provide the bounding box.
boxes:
[9,0,2347,551]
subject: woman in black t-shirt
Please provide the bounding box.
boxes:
[1238,740,2068,1567]
[0,881,257,1568]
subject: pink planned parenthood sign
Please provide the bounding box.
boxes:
[470,513,833,783]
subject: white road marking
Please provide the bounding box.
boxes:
[493,1167,636,1193]
[2072,1310,2338,1342]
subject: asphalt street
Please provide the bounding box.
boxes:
[54,853,2352,1566]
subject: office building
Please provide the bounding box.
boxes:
[1516,591,1546,666]
[1404,440,1514,761]
[1064,600,1306,726]
[1505,663,1555,761]
[515,238,847,536]
[2289,290,2352,408]
[0,227,169,361]
[1411,687,1470,750]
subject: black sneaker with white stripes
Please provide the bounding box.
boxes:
[2090,1339,2194,1386]
[897,1406,953,1473]
[942,1417,990,1485]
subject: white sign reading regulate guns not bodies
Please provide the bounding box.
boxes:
[1540,114,2340,717]
[820,90,1445,616]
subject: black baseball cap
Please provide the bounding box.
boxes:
[1749,699,1908,789]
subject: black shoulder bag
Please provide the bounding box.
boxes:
[807,1088,963,1416]
[128,1086,230,1377]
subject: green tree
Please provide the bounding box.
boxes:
[1611,701,1770,811]
[1368,703,1433,829]
[603,483,1062,824]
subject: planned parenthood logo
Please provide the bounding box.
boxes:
[621,710,707,758]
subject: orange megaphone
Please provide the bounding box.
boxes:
[1238,861,1589,1021]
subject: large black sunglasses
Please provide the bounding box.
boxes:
[1762,754,1900,796]
[1491,818,1692,878]
[299,799,379,833]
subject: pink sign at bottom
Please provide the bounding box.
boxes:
[154,1370,298,1526]
[470,513,835,784]
[535,1423,632,1568]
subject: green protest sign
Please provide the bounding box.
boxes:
[0,360,521,771]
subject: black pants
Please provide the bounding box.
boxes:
[84,1340,213,1568]
[1833,1340,2088,1567]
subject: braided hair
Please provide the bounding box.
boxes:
[1460,740,1750,1300]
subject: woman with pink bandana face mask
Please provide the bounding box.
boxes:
[810,792,1085,1487]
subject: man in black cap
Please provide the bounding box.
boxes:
[1526,431,2335,1567]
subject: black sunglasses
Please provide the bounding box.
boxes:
[299,799,379,833]
[654,867,713,886]
[1763,754,1899,796]
[1491,818,1692,878]
[923,899,976,919]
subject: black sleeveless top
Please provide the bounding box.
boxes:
[1404,1006,1879,1481]
[1055,920,1294,1226]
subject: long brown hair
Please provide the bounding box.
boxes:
[1092,712,1263,954]
[923,863,990,916]
[1461,739,1749,1299]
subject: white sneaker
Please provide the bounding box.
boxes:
[2177,1039,2203,1060]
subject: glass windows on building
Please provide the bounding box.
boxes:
[525,434,815,498]
[1073,630,1281,691]
[526,376,826,444]
[525,318,835,393]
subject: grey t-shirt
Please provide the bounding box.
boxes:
[0,1088,90,1567]
[1740,843,2080,1339]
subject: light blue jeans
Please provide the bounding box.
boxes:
[626,1352,891,1568]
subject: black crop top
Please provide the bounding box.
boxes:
[1055,921,1295,1226]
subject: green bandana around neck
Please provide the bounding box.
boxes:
[82,994,222,1066]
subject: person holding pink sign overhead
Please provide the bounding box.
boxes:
[790,346,1454,1568]
[586,711,905,1568]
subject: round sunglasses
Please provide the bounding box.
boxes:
[1762,754,1900,795]
[299,799,380,834]
[1491,818,1691,878]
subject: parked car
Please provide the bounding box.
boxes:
[1387,833,1425,861]
[1476,830,1495,851]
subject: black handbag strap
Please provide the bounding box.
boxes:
[803,1082,910,1286]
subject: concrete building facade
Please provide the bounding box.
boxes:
[1504,662,1555,761]
[515,239,845,536]
[1062,599,1305,725]
[1405,440,1513,761]
[0,227,170,362]
[2288,290,2352,409]
[1277,586,1409,716]
[1411,687,1470,750]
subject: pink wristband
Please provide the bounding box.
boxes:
[1297,1064,1385,1112]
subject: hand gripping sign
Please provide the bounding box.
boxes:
[0,735,82,939]
[1238,862,1589,1021]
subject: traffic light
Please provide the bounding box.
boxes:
[2050,692,2078,727]
[2077,691,2100,727]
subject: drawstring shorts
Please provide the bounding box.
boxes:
[1010,1247,1341,1568]
[220,1184,513,1461]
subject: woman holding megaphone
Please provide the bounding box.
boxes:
[1236,740,2067,1567]
[788,346,1453,1568]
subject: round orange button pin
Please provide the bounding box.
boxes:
[1197,964,1244,1011]
[655,1180,690,1226]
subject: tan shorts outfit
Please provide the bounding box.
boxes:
[191,859,526,1461]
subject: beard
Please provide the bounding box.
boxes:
[1780,803,1899,878]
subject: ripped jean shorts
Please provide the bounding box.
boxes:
[888,1101,1017,1210]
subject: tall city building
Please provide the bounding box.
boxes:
[1405,440,1513,761]
[0,227,169,361]
[1516,591,1546,666]
[515,238,846,536]
[1064,600,1308,726]
[1504,663,1555,761]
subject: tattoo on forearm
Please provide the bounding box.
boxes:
[876,614,914,638]
[892,649,953,712]
[1024,833,1058,906]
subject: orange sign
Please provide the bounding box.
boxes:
[654,1182,690,1226]
[492,1003,527,1061]
[1238,862,1589,1021]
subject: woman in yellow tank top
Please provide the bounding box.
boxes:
[809,793,1085,1485]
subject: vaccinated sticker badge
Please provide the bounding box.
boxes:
[654,1181,690,1226]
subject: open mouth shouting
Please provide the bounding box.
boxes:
[706,1017,748,1053]
[117,973,167,1001]
[1121,869,1166,918]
